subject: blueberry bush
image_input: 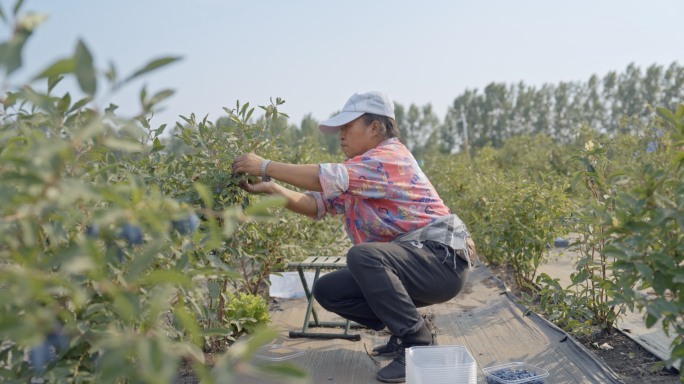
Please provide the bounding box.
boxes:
[0,4,321,383]
[423,103,684,370]
[423,148,572,289]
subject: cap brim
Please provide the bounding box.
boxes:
[319,111,364,134]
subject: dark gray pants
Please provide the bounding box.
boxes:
[313,241,469,340]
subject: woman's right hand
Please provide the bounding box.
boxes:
[238,177,275,195]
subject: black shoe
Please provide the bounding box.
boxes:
[370,335,402,357]
[375,318,439,382]
[376,341,435,383]
[375,344,409,383]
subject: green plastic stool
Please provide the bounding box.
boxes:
[286,256,364,340]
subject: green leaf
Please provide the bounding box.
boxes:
[13,0,23,15]
[125,56,181,83]
[203,328,233,337]
[155,124,167,136]
[245,195,288,216]
[67,96,93,113]
[624,221,651,233]
[205,254,240,279]
[104,137,142,152]
[74,40,96,95]
[105,103,119,115]
[240,102,249,117]
[56,92,70,113]
[90,164,118,176]
[33,58,75,80]
[645,313,659,328]
[105,61,116,84]
[194,182,213,209]
[607,310,617,322]
[675,103,684,119]
[207,281,221,300]
[0,32,28,75]
[2,91,15,108]
[140,270,192,287]
[677,211,684,233]
[571,269,590,284]
[578,307,595,319]
[657,107,677,124]
[581,156,596,174]
[652,271,666,296]
[148,89,174,108]
[570,171,583,192]
[47,75,64,94]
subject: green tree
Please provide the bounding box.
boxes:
[395,102,440,156]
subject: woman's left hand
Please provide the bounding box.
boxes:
[231,153,266,176]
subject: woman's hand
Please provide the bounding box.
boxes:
[231,154,323,193]
[231,153,265,176]
[238,176,275,195]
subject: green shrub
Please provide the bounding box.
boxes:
[603,104,684,369]
[520,105,684,369]
[224,292,272,335]
[423,149,572,281]
[497,176,572,290]
[0,6,310,383]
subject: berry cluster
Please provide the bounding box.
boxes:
[487,368,544,383]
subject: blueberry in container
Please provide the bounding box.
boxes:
[482,362,549,384]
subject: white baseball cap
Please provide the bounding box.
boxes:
[319,91,395,134]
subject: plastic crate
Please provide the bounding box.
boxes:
[252,344,306,373]
[406,345,477,384]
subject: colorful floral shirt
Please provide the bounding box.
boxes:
[305,137,452,245]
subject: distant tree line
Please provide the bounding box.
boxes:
[440,62,684,152]
[179,62,684,158]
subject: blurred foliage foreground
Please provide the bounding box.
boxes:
[0,4,349,384]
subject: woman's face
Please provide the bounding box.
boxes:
[338,117,382,158]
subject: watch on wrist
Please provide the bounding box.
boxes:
[261,160,272,182]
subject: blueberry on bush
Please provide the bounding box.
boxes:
[29,341,51,372]
[86,224,99,238]
[46,333,69,353]
[172,213,200,235]
[119,223,143,246]
[29,332,68,373]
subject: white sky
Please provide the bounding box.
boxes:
[7,0,684,129]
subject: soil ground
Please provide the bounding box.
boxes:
[487,261,681,384]
[178,258,682,383]
[575,331,680,384]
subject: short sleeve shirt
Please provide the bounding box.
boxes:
[305,138,451,245]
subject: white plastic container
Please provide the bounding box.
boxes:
[269,272,323,299]
[252,344,306,372]
[482,362,549,384]
[405,345,477,384]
